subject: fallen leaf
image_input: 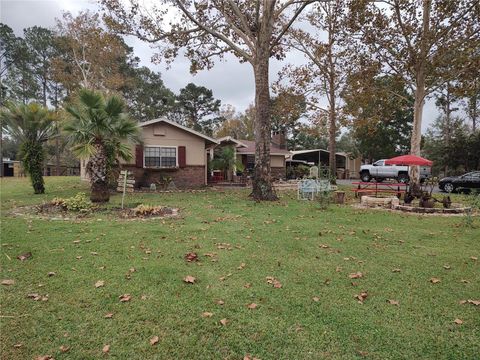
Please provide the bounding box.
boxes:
[183,275,196,284]
[76,256,82,260]
[312,296,320,302]
[36,356,53,360]
[90,252,98,256]
[243,355,261,360]
[349,272,363,279]
[460,299,480,306]
[220,318,228,326]
[104,312,114,318]
[470,256,478,261]
[216,300,225,305]
[59,345,70,353]
[202,312,213,318]
[244,283,252,288]
[27,293,48,301]
[335,266,342,272]
[102,344,110,353]
[17,252,32,261]
[454,318,463,325]
[247,303,258,309]
[185,252,198,262]
[128,267,136,273]
[119,294,131,302]
[238,263,246,270]
[387,299,399,306]
[392,268,401,273]
[355,291,368,303]
[1,279,14,286]
[95,280,105,288]
[430,278,441,284]
[443,265,451,270]
[266,276,282,288]
[461,279,470,283]
[150,336,159,346]
[73,240,81,244]
[140,294,147,300]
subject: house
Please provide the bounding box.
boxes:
[1,159,22,177]
[214,133,290,181]
[80,118,292,188]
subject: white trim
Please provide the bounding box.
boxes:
[139,117,219,144]
[216,136,248,148]
[143,145,178,169]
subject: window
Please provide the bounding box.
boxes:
[144,146,177,168]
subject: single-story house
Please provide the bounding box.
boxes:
[80,119,293,188]
[213,133,290,181]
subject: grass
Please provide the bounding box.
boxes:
[1,177,479,360]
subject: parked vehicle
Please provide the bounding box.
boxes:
[439,171,480,193]
[359,159,431,183]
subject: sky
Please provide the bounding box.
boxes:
[1,0,439,133]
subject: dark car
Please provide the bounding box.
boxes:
[439,171,480,193]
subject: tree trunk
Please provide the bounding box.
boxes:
[23,141,45,194]
[409,0,430,185]
[250,42,277,201]
[327,47,337,184]
[86,142,110,202]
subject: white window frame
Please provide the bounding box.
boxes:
[143,145,178,169]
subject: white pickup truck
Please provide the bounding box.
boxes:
[359,159,431,183]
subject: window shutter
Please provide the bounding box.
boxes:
[135,145,144,168]
[178,146,186,168]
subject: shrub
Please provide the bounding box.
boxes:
[51,193,92,212]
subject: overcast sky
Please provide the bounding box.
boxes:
[1,0,439,132]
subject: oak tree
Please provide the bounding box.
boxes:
[101,0,319,200]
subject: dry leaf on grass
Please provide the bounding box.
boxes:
[247,303,258,309]
[119,294,131,302]
[36,356,53,360]
[59,345,70,353]
[216,300,225,305]
[102,344,110,353]
[185,252,198,262]
[349,272,363,279]
[238,263,246,270]
[312,296,320,302]
[47,272,56,277]
[202,312,213,318]
[244,355,261,360]
[387,299,399,306]
[104,313,114,318]
[150,336,159,346]
[454,318,463,325]
[459,299,480,306]
[1,279,14,286]
[27,293,48,301]
[392,268,401,273]
[470,256,477,261]
[355,291,368,303]
[95,280,105,288]
[220,318,228,326]
[430,278,441,284]
[443,265,451,270]
[244,283,252,288]
[17,252,32,261]
[266,276,282,288]
[183,275,196,284]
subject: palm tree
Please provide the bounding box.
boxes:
[211,146,244,182]
[1,102,56,194]
[64,89,139,202]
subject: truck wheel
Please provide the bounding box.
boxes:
[398,173,409,183]
[443,182,455,193]
[361,172,371,182]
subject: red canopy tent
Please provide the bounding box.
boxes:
[385,155,433,166]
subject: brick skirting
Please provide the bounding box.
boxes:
[122,165,206,189]
[271,167,286,180]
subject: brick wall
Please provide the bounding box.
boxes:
[122,165,206,189]
[271,167,286,180]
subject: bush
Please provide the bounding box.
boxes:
[51,193,92,212]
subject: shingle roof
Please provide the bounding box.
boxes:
[235,140,291,156]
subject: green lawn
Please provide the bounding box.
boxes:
[1,177,479,360]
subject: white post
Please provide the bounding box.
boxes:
[121,170,128,209]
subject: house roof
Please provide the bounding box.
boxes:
[235,140,291,156]
[139,117,219,145]
[216,136,248,148]
[290,149,348,158]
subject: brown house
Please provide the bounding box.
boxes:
[80,118,291,188]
